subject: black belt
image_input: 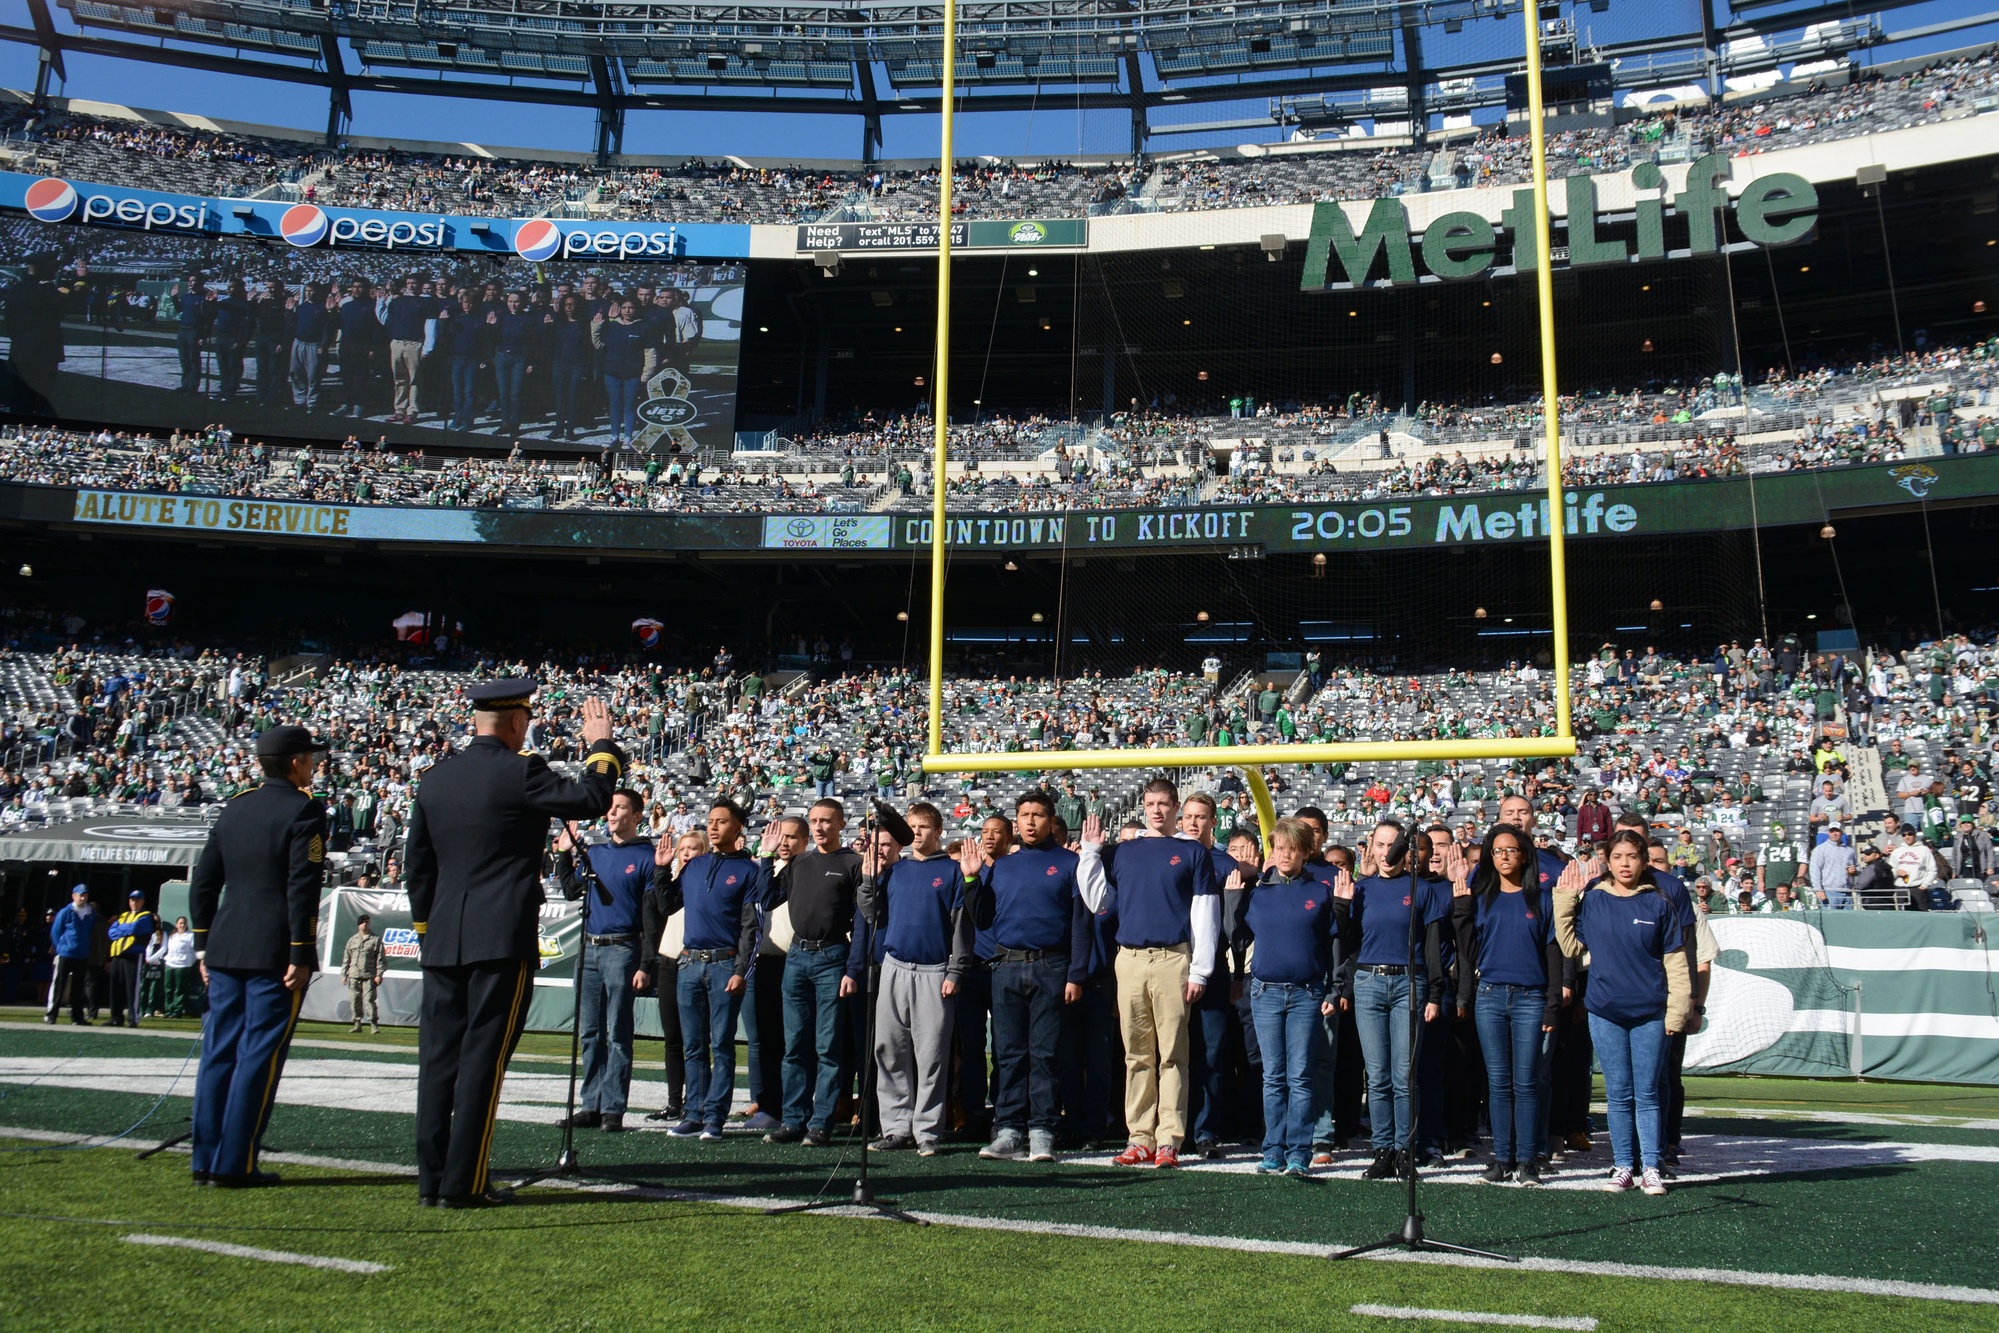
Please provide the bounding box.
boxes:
[683,947,736,962]
[1357,963,1410,976]
[586,932,638,947]
[791,936,849,952]
[995,948,1068,964]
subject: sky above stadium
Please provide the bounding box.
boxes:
[0,0,1994,162]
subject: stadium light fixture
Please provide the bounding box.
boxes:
[897,611,910,622]
[1820,524,1837,539]
[1196,610,1210,622]
[1030,612,1044,623]
[16,565,29,578]
[1650,599,1664,611]
[1490,352,1503,364]
[1475,606,1487,618]
[1261,233,1287,261]
[1004,560,1018,571]
[1977,301,1988,314]
[758,325,769,332]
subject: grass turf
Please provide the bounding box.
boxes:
[2,1014,1997,1328]
[2,1146,1994,1333]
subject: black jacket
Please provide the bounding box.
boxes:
[405,734,626,967]
[189,779,326,972]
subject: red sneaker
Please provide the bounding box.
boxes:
[1111,1143,1154,1167]
[1154,1145,1181,1169]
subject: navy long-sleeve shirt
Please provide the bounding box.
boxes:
[665,849,766,977]
[1243,868,1339,987]
[966,841,1090,956]
[876,853,970,973]
[557,836,653,938]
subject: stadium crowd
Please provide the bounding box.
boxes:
[1,47,1992,223]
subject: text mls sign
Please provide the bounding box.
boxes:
[796,218,1087,252]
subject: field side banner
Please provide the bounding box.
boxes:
[17,453,1999,555]
[0,171,751,259]
[1688,913,1999,1086]
[306,887,674,1036]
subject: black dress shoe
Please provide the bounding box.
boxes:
[418,1195,439,1208]
[209,1170,283,1189]
[1362,1149,1399,1180]
[802,1128,831,1148]
[191,1170,211,1186]
[556,1110,602,1130]
[601,1113,625,1132]
[439,1186,515,1210]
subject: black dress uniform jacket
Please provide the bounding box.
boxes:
[189,779,327,971]
[405,735,627,965]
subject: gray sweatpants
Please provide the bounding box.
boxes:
[874,955,954,1144]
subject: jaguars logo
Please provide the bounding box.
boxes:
[1890,463,1939,499]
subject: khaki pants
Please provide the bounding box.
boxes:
[1114,944,1192,1149]
[389,339,423,415]
[348,977,378,1025]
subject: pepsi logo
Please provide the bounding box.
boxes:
[513,217,562,262]
[280,203,329,248]
[24,177,77,223]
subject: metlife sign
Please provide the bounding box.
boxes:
[0,172,751,260]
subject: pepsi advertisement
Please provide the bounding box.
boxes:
[0,173,749,456]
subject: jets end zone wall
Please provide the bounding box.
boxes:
[1690,913,1999,1086]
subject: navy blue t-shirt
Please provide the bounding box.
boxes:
[978,842,1085,953]
[293,299,330,343]
[1353,872,1451,967]
[1571,887,1684,1024]
[1099,833,1216,949]
[880,853,962,967]
[1244,869,1338,986]
[1470,888,1555,989]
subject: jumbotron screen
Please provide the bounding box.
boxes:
[0,215,745,455]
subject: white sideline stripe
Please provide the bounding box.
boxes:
[122,1233,389,1274]
[9,1126,1999,1307]
[1826,946,1999,973]
[1781,1009,1999,1040]
[1351,1304,1598,1329]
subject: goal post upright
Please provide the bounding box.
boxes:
[924,0,958,759]
[918,1,1576,790]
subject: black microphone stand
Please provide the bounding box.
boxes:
[1334,850,1512,1263]
[519,820,628,1190]
[768,798,924,1225]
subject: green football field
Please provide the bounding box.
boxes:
[2,1011,1996,1332]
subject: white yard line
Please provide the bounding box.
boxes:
[122,1232,389,1274]
[1350,1304,1598,1329]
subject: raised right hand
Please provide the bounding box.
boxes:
[956,838,986,879]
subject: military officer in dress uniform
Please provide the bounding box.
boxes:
[188,724,329,1188]
[407,680,624,1208]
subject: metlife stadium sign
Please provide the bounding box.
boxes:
[0,172,750,260]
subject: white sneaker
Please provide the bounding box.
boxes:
[979,1129,1025,1160]
[1604,1166,1635,1192]
[1027,1129,1056,1162]
[1640,1167,1668,1196]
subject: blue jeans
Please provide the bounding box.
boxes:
[577,939,636,1115]
[677,956,745,1129]
[991,956,1066,1133]
[605,373,641,440]
[493,350,527,427]
[1353,968,1426,1152]
[552,358,585,433]
[448,355,477,430]
[1250,979,1324,1163]
[781,942,849,1131]
[1474,981,1547,1164]
[952,964,992,1127]
[1187,987,1233,1144]
[1824,887,1852,909]
[1590,1010,1668,1171]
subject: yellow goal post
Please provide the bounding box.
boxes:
[917,0,1579,817]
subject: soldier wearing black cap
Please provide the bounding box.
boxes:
[406,680,624,1208]
[188,723,329,1189]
